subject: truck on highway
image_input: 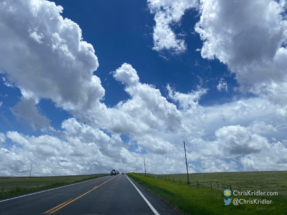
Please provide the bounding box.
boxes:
[111,169,119,175]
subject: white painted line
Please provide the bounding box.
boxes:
[0,176,110,203]
[126,175,160,215]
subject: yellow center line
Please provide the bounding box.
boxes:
[43,176,117,214]
[43,200,72,214]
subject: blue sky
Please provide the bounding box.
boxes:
[52,0,239,107]
[0,0,287,175]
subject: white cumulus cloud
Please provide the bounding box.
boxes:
[0,0,105,118]
[195,0,287,104]
[1,0,287,176]
[217,78,228,92]
[147,0,198,53]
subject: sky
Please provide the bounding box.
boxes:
[0,0,287,176]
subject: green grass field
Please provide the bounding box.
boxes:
[139,171,287,203]
[128,171,287,215]
[0,174,108,200]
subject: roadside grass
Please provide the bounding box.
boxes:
[128,173,287,215]
[137,171,287,203]
[0,174,108,200]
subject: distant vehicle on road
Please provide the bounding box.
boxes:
[111,169,119,175]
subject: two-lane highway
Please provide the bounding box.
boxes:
[0,174,180,215]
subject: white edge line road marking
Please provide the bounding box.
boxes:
[0,176,110,203]
[126,174,160,215]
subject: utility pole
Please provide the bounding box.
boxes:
[183,141,189,184]
[144,159,146,176]
[30,163,33,177]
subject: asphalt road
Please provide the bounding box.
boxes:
[0,174,181,215]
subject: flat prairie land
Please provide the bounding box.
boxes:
[0,174,108,199]
[137,171,287,202]
[128,171,287,215]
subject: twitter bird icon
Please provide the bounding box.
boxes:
[224,198,232,206]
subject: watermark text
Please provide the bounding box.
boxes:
[233,190,278,197]
[233,198,272,206]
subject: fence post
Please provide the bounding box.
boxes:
[211,183,212,190]
[197,181,198,187]
[230,185,232,191]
